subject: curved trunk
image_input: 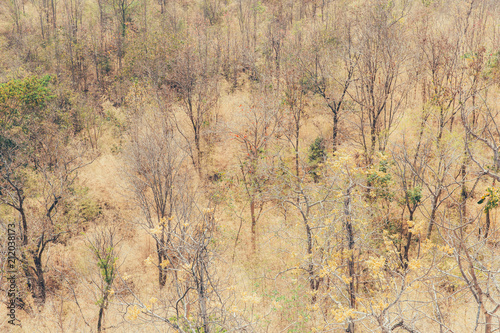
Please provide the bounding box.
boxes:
[32,250,46,304]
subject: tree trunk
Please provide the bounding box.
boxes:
[156,241,166,287]
[33,252,46,303]
[484,309,492,333]
[426,189,441,239]
[484,209,491,239]
[294,108,301,203]
[20,207,28,246]
[400,210,415,269]
[303,216,319,301]
[97,293,108,332]
[402,231,413,269]
[295,142,299,179]
[198,250,209,333]
[194,126,202,177]
[250,199,256,253]
[344,186,355,332]
[460,150,468,221]
[332,110,339,152]
[16,191,28,246]
[21,253,34,297]
[369,117,377,164]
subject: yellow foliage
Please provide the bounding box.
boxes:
[331,304,356,323]
[160,259,169,269]
[421,238,435,255]
[144,254,155,266]
[409,220,427,235]
[408,259,422,270]
[341,274,352,284]
[366,256,385,278]
[126,305,141,321]
[440,244,454,256]
[242,293,261,304]
[149,225,163,235]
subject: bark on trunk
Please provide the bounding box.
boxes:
[484,311,492,333]
[97,292,108,332]
[332,111,339,152]
[426,189,441,239]
[250,199,256,253]
[156,241,166,287]
[304,216,319,301]
[484,209,491,239]
[198,249,209,333]
[344,186,355,332]
[33,252,46,303]
[402,211,415,269]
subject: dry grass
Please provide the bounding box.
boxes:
[3,0,500,330]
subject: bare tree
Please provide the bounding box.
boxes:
[230,89,280,253]
[265,4,288,91]
[442,202,500,333]
[119,186,241,332]
[282,49,309,179]
[111,0,136,71]
[170,24,220,177]
[125,108,187,287]
[352,1,410,164]
[302,16,357,152]
[272,150,365,317]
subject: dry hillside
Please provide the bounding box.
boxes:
[1,0,500,332]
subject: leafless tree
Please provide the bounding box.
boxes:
[125,109,187,287]
[282,49,309,179]
[118,185,245,332]
[352,0,410,164]
[302,16,357,152]
[442,203,500,333]
[230,89,280,253]
[169,26,220,177]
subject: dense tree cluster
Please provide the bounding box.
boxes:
[2,0,500,331]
